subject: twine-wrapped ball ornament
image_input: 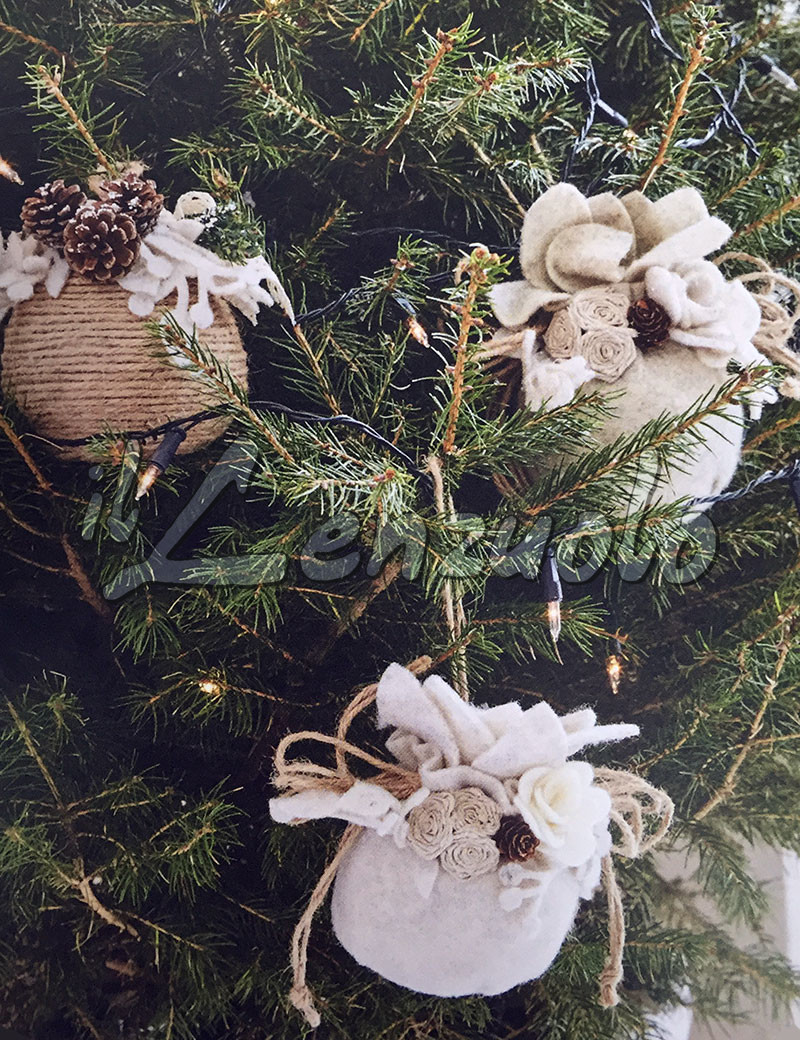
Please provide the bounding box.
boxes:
[485,185,794,509]
[269,661,674,1023]
[1,181,292,461]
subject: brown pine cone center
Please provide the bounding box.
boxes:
[494,814,539,862]
[628,296,671,349]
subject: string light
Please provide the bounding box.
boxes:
[0,155,22,184]
[135,427,187,499]
[541,547,562,644]
[406,315,429,346]
[606,653,622,696]
[199,678,222,697]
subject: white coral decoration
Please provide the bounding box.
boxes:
[269,664,640,905]
[490,184,770,381]
[118,207,295,329]
[0,232,69,323]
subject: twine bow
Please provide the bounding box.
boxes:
[272,662,673,1027]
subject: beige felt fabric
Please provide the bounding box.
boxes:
[2,276,247,461]
[331,828,582,997]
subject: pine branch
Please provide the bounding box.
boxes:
[639,30,708,191]
[0,19,74,65]
[33,65,116,175]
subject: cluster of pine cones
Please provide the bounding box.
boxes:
[20,173,164,282]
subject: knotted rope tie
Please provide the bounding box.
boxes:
[594,767,675,1008]
[274,680,673,1026]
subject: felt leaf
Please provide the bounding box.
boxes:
[626,217,731,280]
[377,664,462,767]
[489,279,565,327]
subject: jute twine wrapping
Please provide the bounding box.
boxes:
[481,256,800,499]
[272,658,673,1026]
[2,277,247,462]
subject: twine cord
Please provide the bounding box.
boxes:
[275,672,672,1025]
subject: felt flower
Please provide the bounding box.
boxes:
[439,832,500,880]
[543,308,581,359]
[451,787,502,837]
[578,327,638,383]
[513,761,611,868]
[490,184,732,329]
[406,791,456,860]
[570,286,631,330]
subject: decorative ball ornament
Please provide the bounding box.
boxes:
[269,661,673,1025]
[1,173,293,462]
[2,278,246,461]
[485,184,797,509]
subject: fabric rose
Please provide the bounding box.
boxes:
[490,184,732,329]
[570,287,630,330]
[513,761,611,868]
[406,791,455,860]
[452,787,502,837]
[578,327,637,383]
[495,815,539,863]
[439,832,500,880]
[543,308,580,359]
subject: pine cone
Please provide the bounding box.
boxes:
[63,201,140,282]
[97,173,164,236]
[628,296,671,349]
[20,180,87,249]
[494,815,539,862]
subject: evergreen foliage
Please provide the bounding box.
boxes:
[2,1,800,1037]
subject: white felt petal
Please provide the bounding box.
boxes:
[377,664,461,768]
[626,217,732,279]
[489,280,566,328]
[45,256,70,298]
[471,702,568,777]
[568,723,639,755]
[422,675,497,762]
[545,224,632,292]
[726,280,762,343]
[587,193,637,239]
[519,183,593,286]
[645,266,690,324]
[419,765,512,811]
[650,187,711,238]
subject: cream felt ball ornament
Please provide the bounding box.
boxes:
[269,658,673,1026]
[484,184,800,509]
[1,178,293,462]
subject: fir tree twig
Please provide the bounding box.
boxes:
[0,20,74,65]
[640,31,708,191]
[34,65,115,175]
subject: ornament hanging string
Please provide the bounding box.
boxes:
[272,659,673,1027]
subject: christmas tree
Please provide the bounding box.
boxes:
[2,1,800,1037]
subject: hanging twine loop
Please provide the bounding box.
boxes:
[272,669,673,1026]
[715,252,800,397]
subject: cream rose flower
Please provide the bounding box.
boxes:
[513,761,611,868]
[451,787,502,836]
[578,327,637,383]
[406,791,455,860]
[439,832,500,880]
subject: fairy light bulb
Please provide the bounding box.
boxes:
[606,654,622,696]
[406,315,429,346]
[0,156,22,184]
[541,547,562,644]
[199,678,222,697]
[135,427,187,500]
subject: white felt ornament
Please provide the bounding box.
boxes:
[269,661,673,1023]
[486,185,791,508]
